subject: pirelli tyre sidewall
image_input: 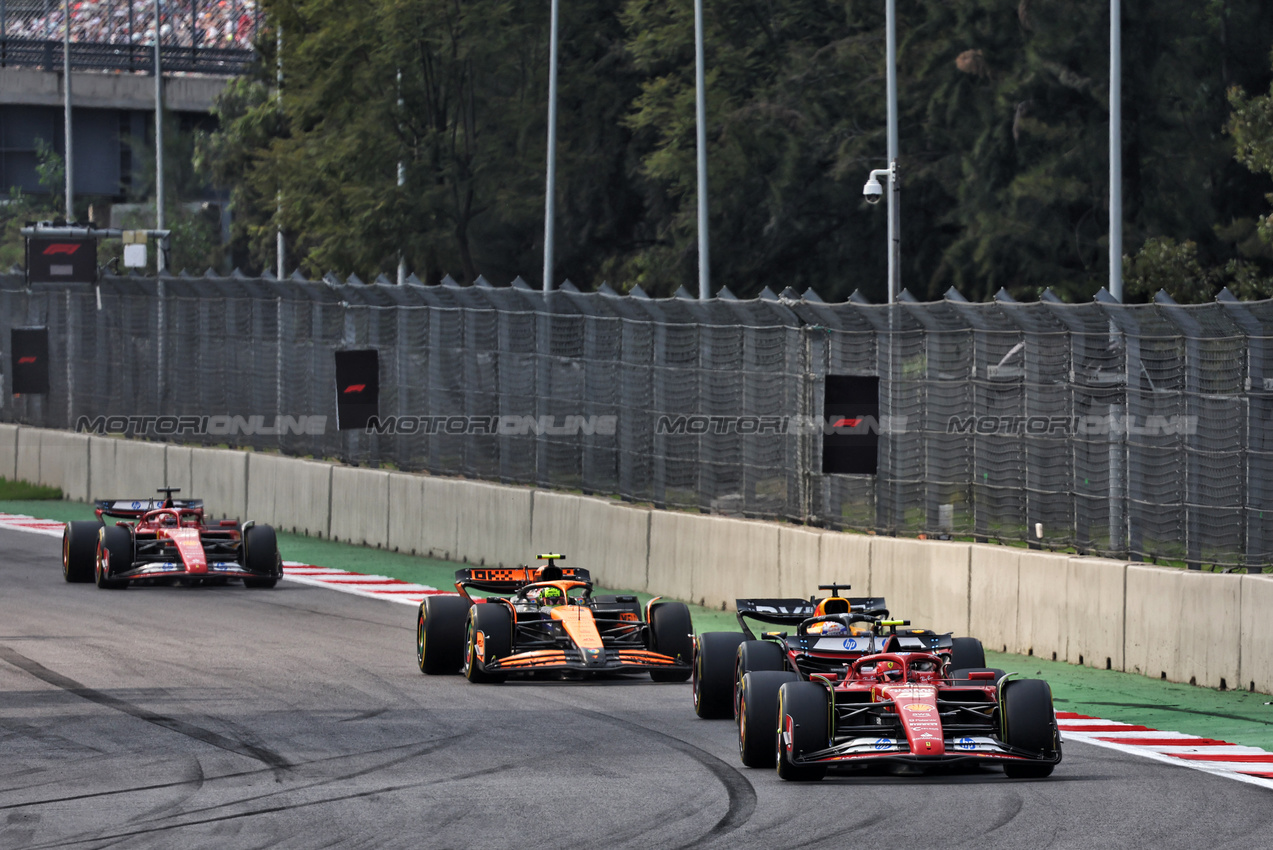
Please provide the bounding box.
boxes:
[738,670,797,768]
[62,521,99,583]
[1001,678,1060,779]
[417,595,471,675]
[693,632,746,719]
[776,681,829,781]
[95,525,132,589]
[463,603,511,684]
[648,601,694,682]
[243,525,281,588]
[734,639,786,721]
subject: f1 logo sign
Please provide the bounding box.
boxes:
[343,384,366,394]
[18,356,37,365]
[42,244,80,256]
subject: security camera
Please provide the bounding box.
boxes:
[863,176,884,205]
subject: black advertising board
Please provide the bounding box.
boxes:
[334,349,380,430]
[11,328,50,394]
[822,375,880,475]
[26,237,97,284]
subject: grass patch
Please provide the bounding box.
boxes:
[0,478,62,500]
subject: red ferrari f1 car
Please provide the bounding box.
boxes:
[751,647,1061,780]
[692,583,989,721]
[61,488,282,590]
[416,555,694,683]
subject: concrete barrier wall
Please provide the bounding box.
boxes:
[1240,575,1273,694]
[189,447,248,521]
[1065,557,1127,671]
[870,537,970,636]
[329,466,390,547]
[815,531,872,600]
[1014,550,1072,660]
[968,544,1020,654]
[248,453,332,537]
[648,512,780,611]
[1125,565,1242,689]
[7,424,1271,696]
[38,432,90,502]
[531,491,651,592]
[0,423,19,481]
[15,428,39,484]
[452,479,533,568]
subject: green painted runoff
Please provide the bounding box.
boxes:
[9,498,1273,750]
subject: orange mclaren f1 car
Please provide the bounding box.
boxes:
[415,555,694,683]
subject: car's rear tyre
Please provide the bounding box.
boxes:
[418,595,471,675]
[63,521,99,583]
[737,670,797,768]
[95,526,131,590]
[950,636,986,671]
[1001,678,1059,778]
[464,603,511,684]
[648,601,694,682]
[734,639,785,720]
[243,525,281,587]
[776,681,829,781]
[693,632,746,718]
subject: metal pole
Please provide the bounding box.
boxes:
[541,0,559,293]
[154,0,165,272]
[885,0,899,303]
[1109,0,1123,301]
[276,25,284,280]
[694,0,710,300]
[63,0,72,220]
[397,68,405,285]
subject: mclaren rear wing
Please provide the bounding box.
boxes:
[735,596,888,639]
[94,498,205,520]
[454,566,593,596]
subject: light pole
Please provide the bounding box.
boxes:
[1109,0,1122,301]
[542,0,560,293]
[694,0,709,300]
[861,0,900,303]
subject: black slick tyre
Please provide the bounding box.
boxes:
[243,525,280,588]
[648,601,694,682]
[734,639,785,720]
[1001,678,1059,778]
[737,670,797,768]
[417,595,470,674]
[95,526,131,589]
[693,632,746,718]
[63,521,99,583]
[950,636,986,671]
[776,681,829,781]
[464,603,512,684]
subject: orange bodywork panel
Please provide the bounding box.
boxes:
[550,605,604,649]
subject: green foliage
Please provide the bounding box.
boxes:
[198,0,1273,300]
[0,478,62,500]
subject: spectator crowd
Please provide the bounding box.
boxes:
[1,0,258,49]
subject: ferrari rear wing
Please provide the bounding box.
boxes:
[735,596,888,638]
[455,566,592,594]
[95,498,205,520]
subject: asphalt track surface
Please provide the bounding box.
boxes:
[2,527,1271,849]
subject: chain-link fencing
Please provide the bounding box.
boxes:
[0,273,1266,569]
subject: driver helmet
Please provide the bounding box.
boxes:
[539,585,565,607]
[810,620,848,636]
[876,659,903,682]
[160,513,178,526]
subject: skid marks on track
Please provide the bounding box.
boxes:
[577,709,757,849]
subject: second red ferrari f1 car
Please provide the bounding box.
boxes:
[61,488,282,589]
[416,555,694,683]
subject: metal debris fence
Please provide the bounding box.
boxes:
[0,273,1267,570]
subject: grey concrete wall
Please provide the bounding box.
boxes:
[9,425,1271,696]
[0,67,227,112]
